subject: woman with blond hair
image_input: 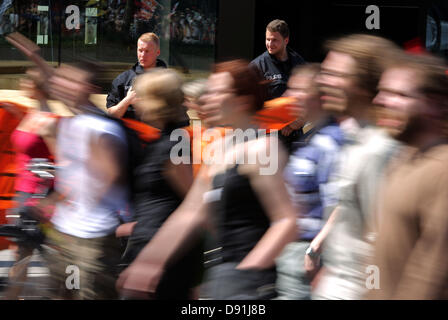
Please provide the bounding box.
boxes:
[120,68,203,299]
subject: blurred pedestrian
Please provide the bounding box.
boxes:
[369,53,448,299]
[310,34,401,300]
[117,60,297,300]
[119,68,204,299]
[276,63,345,299]
[45,63,129,299]
[3,68,58,299]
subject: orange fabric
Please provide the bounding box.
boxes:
[184,126,227,177]
[0,94,297,232]
[122,118,161,142]
[255,97,298,132]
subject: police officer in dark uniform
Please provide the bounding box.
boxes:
[251,19,305,101]
[106,32,167,120]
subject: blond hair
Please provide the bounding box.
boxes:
[138,32,160,47]
[290,63,321,94]
[325,34,400,99]
[134,68,185,124]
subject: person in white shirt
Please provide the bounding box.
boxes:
[45,63,129,300]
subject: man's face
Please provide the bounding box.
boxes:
[285,73,320,121]
[48,66,94,111]
[373,67,427,141]
[137,40,160,69]
[317,51,360,114]
[265,30,288,57]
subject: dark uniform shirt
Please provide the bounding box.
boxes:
[106,60,167,120]
[251,48,305,100]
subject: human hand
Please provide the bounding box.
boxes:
[289,118,305,130]
[304,253,320,279]
[116,261,164,299]
[115,222,136,238]
[125,87,138,105]
[281,124,294,136]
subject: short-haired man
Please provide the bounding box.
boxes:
[106,32,167,119]
[369,53,448,299]
[251,19,305,100]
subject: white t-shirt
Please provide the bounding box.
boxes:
[51,114,129,238]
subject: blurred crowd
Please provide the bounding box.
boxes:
[103,0,216,45]
[168,7,216,45]
[1,32,448,300]
[0,1,217,46]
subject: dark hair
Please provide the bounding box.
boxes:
[266,19,289,39]
[213,59,267,112]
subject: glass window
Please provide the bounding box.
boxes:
[426,1,448,60]
[0,0,218,92]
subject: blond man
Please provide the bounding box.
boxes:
[106,33,167,119]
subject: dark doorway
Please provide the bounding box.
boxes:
[253,0,428,62]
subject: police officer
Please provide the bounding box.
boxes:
[106,33,167,119]
[251,19,305,100]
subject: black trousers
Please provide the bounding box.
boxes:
[201,262,277,300]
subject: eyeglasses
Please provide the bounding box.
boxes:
[319,70,357,79]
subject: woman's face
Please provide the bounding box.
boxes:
[199,72,237,127]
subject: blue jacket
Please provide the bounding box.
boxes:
[251,48,305,100]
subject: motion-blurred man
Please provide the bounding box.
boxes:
[370,53,448,299]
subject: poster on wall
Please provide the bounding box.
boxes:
[85,7,98,45]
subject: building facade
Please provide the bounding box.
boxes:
[0,0,447,92]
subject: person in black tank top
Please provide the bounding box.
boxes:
[118,69,203,299]
[117,60,296,300]
[211,164,271,263]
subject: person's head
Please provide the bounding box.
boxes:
[48,62,101,112]
[20,68,49,103]
[285,63,321,122]
[373,52,448,144]
[181,79,208,118]
[137,33,161,70]
[199,59,266,127]
[318,34,400,119]
[133,68,185,128]
[265,19,289,59]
